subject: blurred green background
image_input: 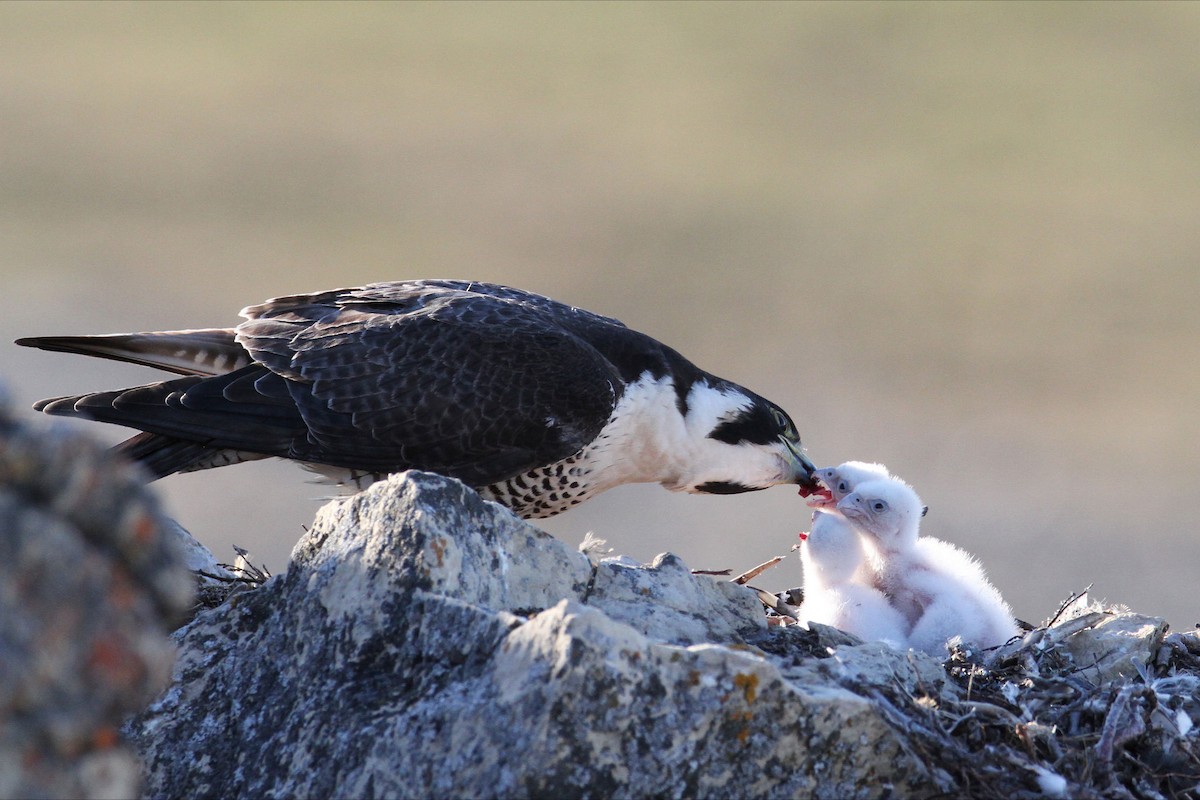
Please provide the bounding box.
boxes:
[3,1,1198,629]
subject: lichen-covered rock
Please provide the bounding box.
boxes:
[126,470,1200,799]
[480,600,938,799]
[293,471,595,615]
[1059,610,1168,684]
[587,552,766,645]
[128,471,952,798]
[0,395,193,800]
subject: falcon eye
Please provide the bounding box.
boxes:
[769,407,797,439]
[872,500,888,513]
[837,480,849,493]
[712,400,795,446]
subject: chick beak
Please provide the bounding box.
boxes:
[836,496,864,523]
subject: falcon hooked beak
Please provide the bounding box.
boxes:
[783,437,823,497]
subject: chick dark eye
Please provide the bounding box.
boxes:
[872,501,888,512]
[838,481,849,493]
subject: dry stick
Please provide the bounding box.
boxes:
[747,585,800,620]
[1045,584,1094,629]
[731,555,785,585]
[195,569,263,587]
[1094,684,1146,774]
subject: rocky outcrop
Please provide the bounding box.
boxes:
[0,398,193,799]
[128,470,1200,799]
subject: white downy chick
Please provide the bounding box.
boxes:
[809,460,929,519]
[838,477,1018,656]
[799,510,908,648]
[806,461,891,510]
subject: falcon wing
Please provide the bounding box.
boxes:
[236,289,623,484]
[34,286,623,487]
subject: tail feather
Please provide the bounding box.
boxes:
[29,368,301,479]
[115,432,218,479]
[33,376,298,444]
[34,394,226,479]
[114,433,268,479]
[15,329,250,377]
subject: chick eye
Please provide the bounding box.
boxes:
[872,501,888,513]
[837,481,849,493]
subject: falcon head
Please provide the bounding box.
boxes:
[837,477,924,551]
[666,382,818,496]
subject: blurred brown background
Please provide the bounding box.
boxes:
[3,2,1198,629]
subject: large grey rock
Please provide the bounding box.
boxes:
[588,552,766,645]
[1060,610,1168,685]
[128,472,953,798]
[0,396,193,800]
[127,471,1200,799]
[294,471,595,615]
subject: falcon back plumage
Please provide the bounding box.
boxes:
[18,280,819,518]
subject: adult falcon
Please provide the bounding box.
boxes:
[17,280,820,518]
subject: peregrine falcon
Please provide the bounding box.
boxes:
[17,280,819,518]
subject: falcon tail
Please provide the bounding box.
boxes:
[29,365,298,481]
[111,432,268,479]
[30,386,223,480]
[115,432,224,479]
[15,329,250,377]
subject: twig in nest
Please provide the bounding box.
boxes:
[1045,585,1093,629]
[196,569,263,587]
[216,545,272,586]
[1094,684,1147,775]
[732,555,785,585]
[691,568,732,576]
[749,585,799,620]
